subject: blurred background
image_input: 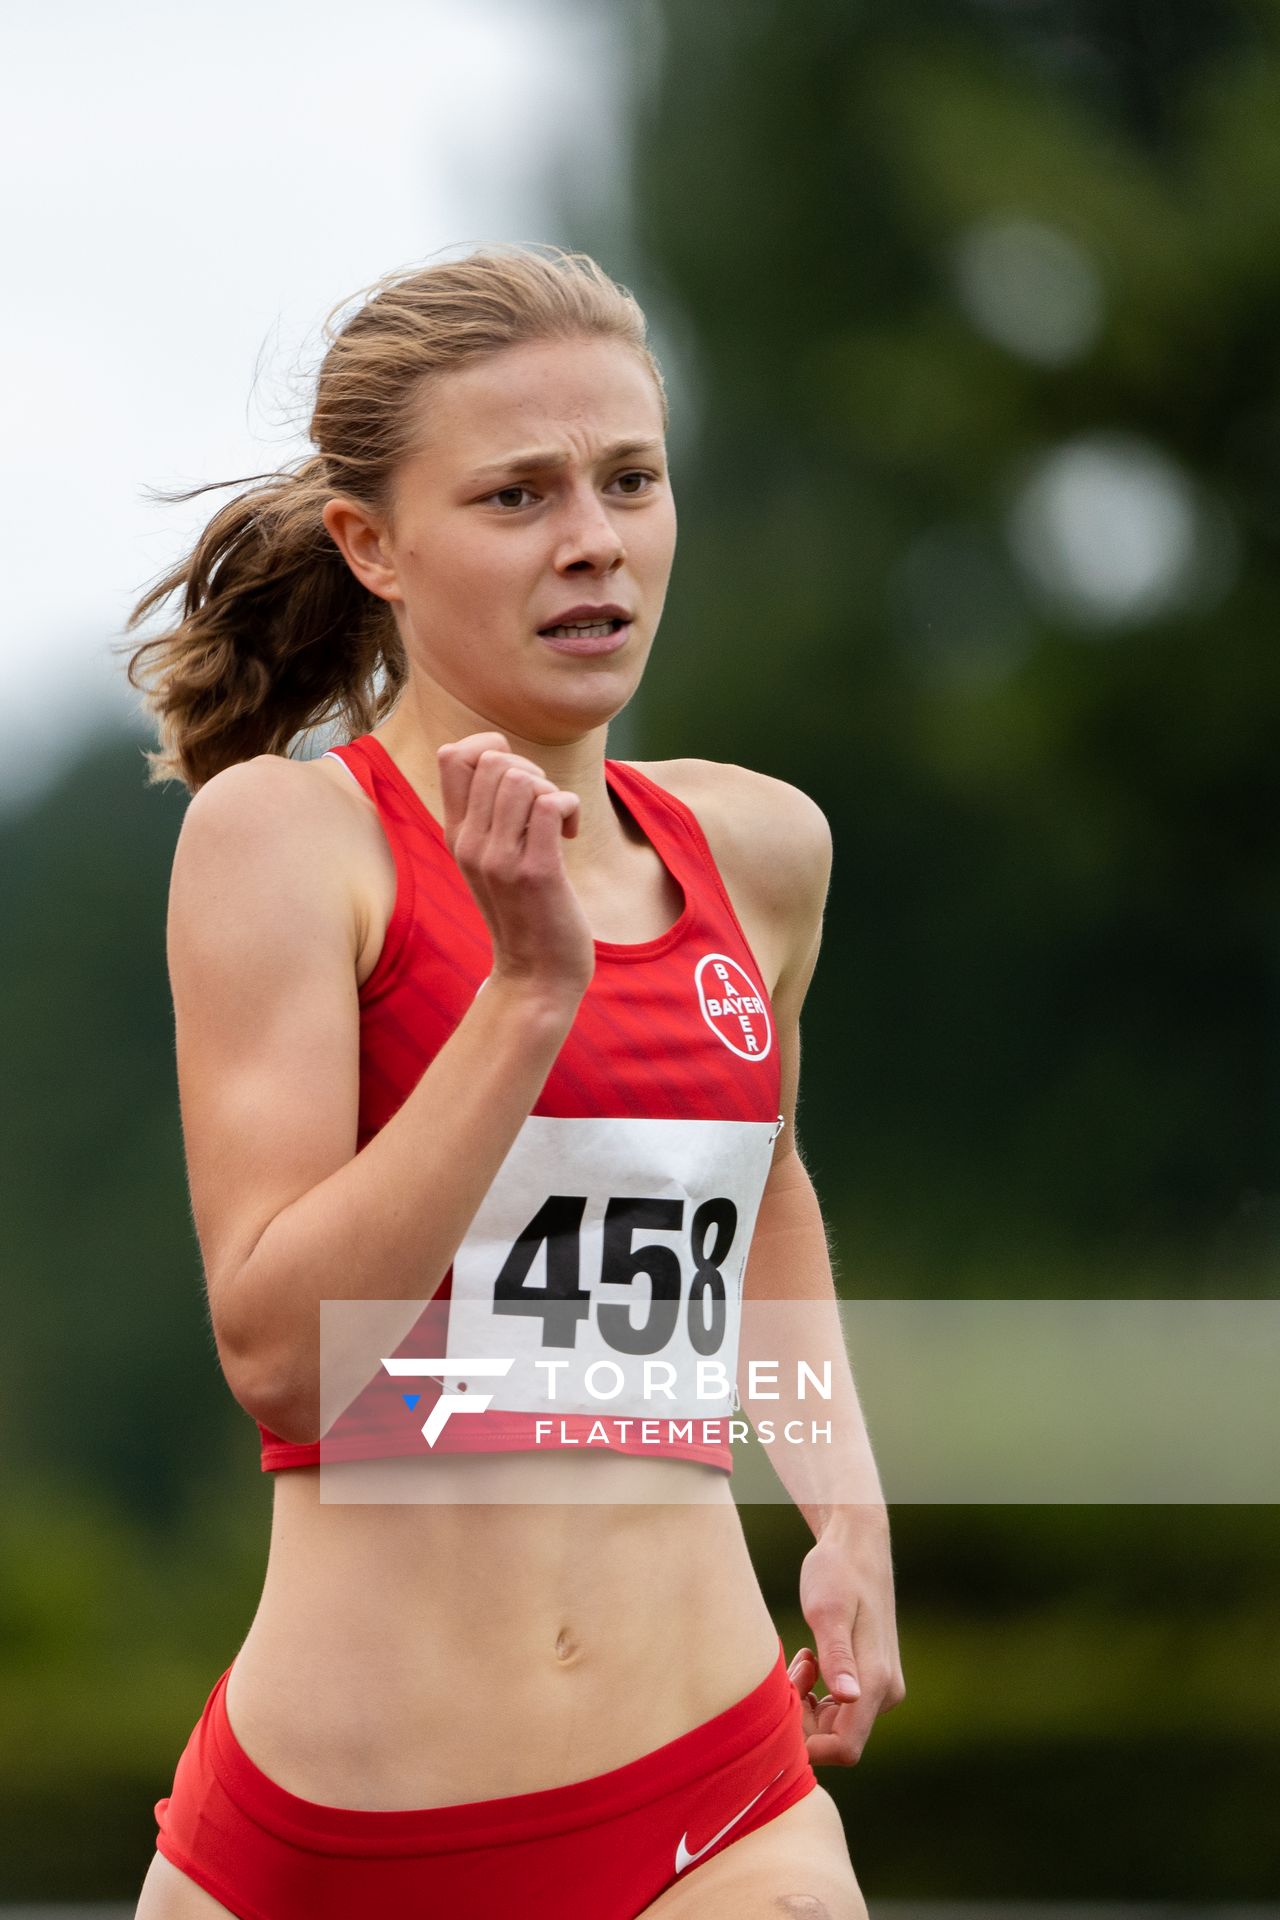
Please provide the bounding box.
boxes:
[2,0,1277,1907]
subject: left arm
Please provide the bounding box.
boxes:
[684,761,906,1766]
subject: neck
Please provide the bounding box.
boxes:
[370,690,623,874]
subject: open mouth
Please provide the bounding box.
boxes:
[538,616,629,639]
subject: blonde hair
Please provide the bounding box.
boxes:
[119,244,667,792]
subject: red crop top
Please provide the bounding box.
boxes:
[256,735,783,1475]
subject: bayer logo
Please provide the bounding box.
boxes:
[694,953,773,1062]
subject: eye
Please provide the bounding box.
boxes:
[610,470,656,495]
[486,484,537,509]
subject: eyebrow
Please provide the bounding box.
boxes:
[464,437,666,487]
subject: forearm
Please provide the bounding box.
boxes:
[739,1150,887,1537]
[227,972,581,1440]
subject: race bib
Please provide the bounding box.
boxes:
[445,1114,783,1419]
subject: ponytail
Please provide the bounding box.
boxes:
[119,453,404,792]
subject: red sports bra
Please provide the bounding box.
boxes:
[257,735,783,1475]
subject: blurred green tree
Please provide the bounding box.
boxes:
[0,734,249,1522]
[588,0,1280,1295]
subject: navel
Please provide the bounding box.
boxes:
[554,1626,582,1665]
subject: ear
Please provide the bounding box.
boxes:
[321,497,402,604]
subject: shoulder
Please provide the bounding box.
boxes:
[170,752,370,951]
[628,757,830,891]
[625,757,831,971]
[179,750,367,850]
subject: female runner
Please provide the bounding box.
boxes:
[127,244,903,1920]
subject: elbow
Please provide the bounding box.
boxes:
[237,1363,322,1448]
[211,1276,320,1447]
[217,1336,317,1446]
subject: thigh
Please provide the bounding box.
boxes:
[637,1785,867,1920]
[134,1850,240,1920]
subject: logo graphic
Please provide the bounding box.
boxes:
[695,953,773,1061]
[674,1766,787,1874]
[381,1356,515,1446]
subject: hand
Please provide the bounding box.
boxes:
[789,1516,906,1765]
[438,732,595,1001]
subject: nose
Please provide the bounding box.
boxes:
[554,484,626,575]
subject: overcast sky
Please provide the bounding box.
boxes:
[0,0,635,807]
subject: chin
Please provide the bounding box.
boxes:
[512,667,644,735]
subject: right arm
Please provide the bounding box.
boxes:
[167,732,593,1445]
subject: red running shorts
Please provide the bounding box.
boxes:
[153,1637,817,1919]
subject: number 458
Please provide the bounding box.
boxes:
[491,1194,739,1355]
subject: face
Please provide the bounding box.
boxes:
[329,334,677,745]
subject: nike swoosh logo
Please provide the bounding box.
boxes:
[674,1766,787,1876]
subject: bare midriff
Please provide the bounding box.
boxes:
[224,1452,781,1811]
